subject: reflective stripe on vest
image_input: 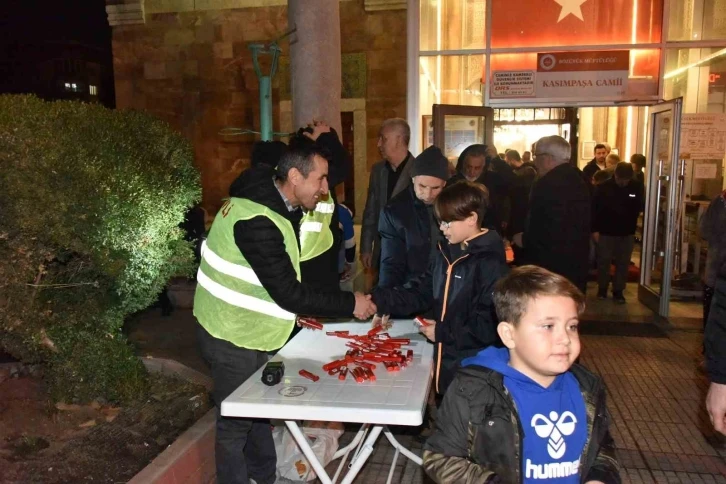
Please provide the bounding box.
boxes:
[196,268,295,321]
[193,197,300,351]
[299,198,335,262]
[200,240,262,286]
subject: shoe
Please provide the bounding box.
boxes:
[613,292,626,304]
[597,289,607,300]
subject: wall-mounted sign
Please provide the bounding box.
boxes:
[680,114,726,160]
[535,51,630,100]
[491,71,535,98]
[490,51,633,102]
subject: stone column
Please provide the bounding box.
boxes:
[288,0,342,134]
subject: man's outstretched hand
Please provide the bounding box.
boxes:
[353,292,376,320]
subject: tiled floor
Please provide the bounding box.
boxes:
[319,327,726,483]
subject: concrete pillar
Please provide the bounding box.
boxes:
[288,0,342,134]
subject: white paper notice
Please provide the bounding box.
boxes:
[491,71,535,98]
[680,114,726,160]
[694,163,718,179]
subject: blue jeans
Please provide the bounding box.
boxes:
[196,323,276,484]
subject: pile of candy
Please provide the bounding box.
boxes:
[296,318,413,384]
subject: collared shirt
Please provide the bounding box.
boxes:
[386,154,410,200]
[273,177,298,213]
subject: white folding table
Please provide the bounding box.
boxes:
[221,320,433,484]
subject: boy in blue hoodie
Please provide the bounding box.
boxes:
[423,265,620,484]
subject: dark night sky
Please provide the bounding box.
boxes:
[0,0,114,104]
[0,0,111,50]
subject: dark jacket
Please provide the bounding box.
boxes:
[372,231,509,394]
[706,274,726,384]
[700,193,726,287]
[507,162,537,237]
[450,149,515,233]
[361,153,414,268]
[230,131,350,293]
[592,178,644,236]
[228,164,355,318]
[524,162,591,292]
[582,158,602,187]
[378,185,441,289]
[423,364,620,484]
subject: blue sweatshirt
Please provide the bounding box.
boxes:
[462,347,588,483]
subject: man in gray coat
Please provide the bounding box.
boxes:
[360,118,414,275]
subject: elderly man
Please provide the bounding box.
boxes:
[524,135,591,292]
[360,118,414,275]
[378,146,448,290]
[450,144,514,234]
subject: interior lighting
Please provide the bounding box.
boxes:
[663,48,726,79]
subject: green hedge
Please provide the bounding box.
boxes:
[0,95,201,403]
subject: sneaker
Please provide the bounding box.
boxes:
[597,289,608,300]
[613,292,626,304]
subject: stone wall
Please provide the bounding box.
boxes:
[109,0,407,215]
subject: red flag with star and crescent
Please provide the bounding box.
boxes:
[490,0,663,49]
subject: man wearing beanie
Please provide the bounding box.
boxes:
[377,145,448,292]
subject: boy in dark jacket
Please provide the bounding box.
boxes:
[371,181,509,395]
[424,265,620,484]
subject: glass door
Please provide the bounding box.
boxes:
[638,98,684,319]
[431,104,494,165]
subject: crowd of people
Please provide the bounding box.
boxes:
[191,114,726,484]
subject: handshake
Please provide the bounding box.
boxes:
[353,292,377,320]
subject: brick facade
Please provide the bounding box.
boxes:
[108,0,407,216]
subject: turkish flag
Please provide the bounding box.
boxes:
[490,0,663,49]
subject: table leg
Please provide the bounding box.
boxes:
[385,447,400,484]
[383,426,423,465]
[283,422,423,484]
[340,425,384,484]
[332,424,370,483]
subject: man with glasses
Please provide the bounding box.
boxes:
[524,136,591,292]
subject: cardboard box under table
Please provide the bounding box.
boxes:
[221,320,434,484]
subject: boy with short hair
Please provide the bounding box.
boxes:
[423,265,620,484]
[371,181,509,395]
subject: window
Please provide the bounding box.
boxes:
[420,0,485,51]
[89,85,98,96]
[419,55,485,116]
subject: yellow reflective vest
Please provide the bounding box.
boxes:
[299,195,335,262]
[193,198,300,351]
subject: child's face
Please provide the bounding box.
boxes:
[499,295,581,387]
[439,213,480,245]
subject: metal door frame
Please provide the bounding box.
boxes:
[638,98,683,319]
[431,104,494,150]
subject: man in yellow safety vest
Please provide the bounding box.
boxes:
[194,145,376,484]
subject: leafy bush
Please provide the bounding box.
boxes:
[0,95,201,403]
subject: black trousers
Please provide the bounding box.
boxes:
[197,323,277,484]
